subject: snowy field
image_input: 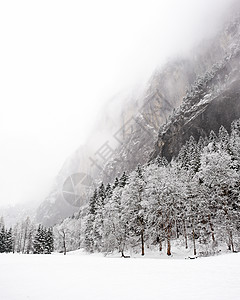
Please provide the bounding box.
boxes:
[0,252,240,300]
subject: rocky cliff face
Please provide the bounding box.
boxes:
[36,7,240,226]
[152,13,240,160]
[153,80,240,161]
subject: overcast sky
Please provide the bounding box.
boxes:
[0,0,235,207]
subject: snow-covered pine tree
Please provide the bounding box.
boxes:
[105,183,113,198]
[218,125,230,151]
[113,177,119,189]
[5,228,13,253]
[185,177,201,256]
[122,165,146,255]
[144,162,166,251]
[0,225,6,253]
[119,172,128,188]
[33,225,44,254]
[208,130,218,152]
[26,222,36,254]
[104,177,131,255]
[84,189,98,252]
[198,145,239,252]
[94,183,106,251]
[189,136,201,173]
[45,228,54,254]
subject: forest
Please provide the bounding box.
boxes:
[53,118,240,257]
[1,119,240,257]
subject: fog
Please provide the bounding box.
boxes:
[0,0,236,207]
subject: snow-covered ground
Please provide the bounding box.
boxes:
[0,252,240,300]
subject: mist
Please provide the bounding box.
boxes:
[0,0,236,207]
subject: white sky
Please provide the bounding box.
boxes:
[0,0,235,206]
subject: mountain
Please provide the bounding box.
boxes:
[36,3,240,226]
[35,59,196,226]
[152,13,240,160]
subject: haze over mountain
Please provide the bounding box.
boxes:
[0,0,238,226]
[34,1,240,226]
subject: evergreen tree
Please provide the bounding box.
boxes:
[94,183,106,251]
[103,183,127,255]
[45,228,54,254]
[199,146,239,251]
[113,177,119,189]
[208,130,218,151]
[84,189,98,252]
[122,164,146,255]
[218,125,230,151]
[5,228,13,253]
[186,136,201,173]
[105,183,112,198]
[33,225,44,254]
[0,226,6,253]
[119,172,128,188]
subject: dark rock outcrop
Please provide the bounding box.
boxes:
[153,80,240,161]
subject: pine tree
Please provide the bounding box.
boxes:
[33,225,44,254]
[45,228,54,254]
[144,162,166,252]
[105,183,112,198]
[26,223,35,254]
[208,130,218,152]
[177,143,188,170]
[122,165,146,255]
[186,136,201,173]
[5,228,13,253]
[113,177,119,189]
[84,189,98,252]
[94,183,106,251]
[218,125,230,151]
[199,146,239,251]
[119,172,128,188]
[0,226,6,253]
[185,179,201,256]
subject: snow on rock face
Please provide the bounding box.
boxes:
[154,80,240,161]
[0,253,240,300]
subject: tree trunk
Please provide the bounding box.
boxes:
[167,225,171,256]
[229,230,234,252]
[62,232,66,255]
[176,220,179,239]
[183,220,188,249]
[208,215,215,243]
[22,230,27,254]
[159,239,162,252]
[192,228,196,256]
[141,229,144,256]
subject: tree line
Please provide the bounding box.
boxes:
[54,119,240,257]
[3,119,240,257]
[0,218,53,254]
